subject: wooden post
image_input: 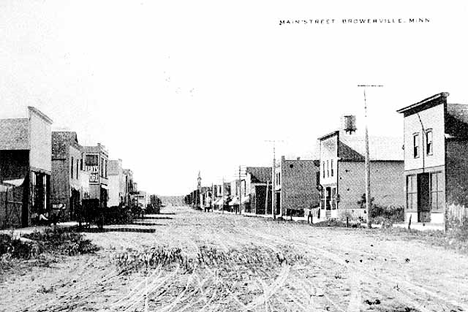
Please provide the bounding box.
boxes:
[358,84,383,229]
[272,145,276,220]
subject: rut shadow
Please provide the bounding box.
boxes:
[131,222,164,226]
[80,227,161,233]
[139,216,173,220]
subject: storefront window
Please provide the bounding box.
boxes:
[407,175,417,211]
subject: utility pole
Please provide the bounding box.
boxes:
[238,165,242,215]
[358,84,383,229]
[265,140,283,219]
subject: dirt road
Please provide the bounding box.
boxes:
[1,206,467,312]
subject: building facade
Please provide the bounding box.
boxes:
[51,131,85,221]
[274,157,320,217]
[122,168,134,206]
[244,167,272,215]
[397,92,468,226]
[318,129,404,220]
[82,143,109,208]
[0,107,52,228]
[108,159,125,207]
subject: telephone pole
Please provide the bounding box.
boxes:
[239,165,242,215]
[265,140,284,219]
[357,84,383,229]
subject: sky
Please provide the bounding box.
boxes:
[1,0,467,196]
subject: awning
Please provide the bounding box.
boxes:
[241,195,250,204]
[3,179,25,187]
[229,197,240,206]
[214,198,224,206]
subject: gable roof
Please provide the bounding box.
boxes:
[339,135,403,161]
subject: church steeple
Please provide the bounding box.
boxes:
[197,171,202,190]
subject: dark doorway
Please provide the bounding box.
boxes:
[276,192,281,215]
[417,173,431,222]
[70,189,81,221]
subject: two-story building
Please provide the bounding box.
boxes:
[245,167,272,215]
[82,143,109,208]
[318,118,404,220]
[0,107,53,228]
[274,157,320,217]
[108,159,126,207]
[51,131,85,221]
[397,92,468,226]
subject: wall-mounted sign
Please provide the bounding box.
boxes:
[86,166,99,173]
[90,173,99,184]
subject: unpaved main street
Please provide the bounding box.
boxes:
[1,206,468,312]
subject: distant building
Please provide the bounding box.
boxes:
[0,107,52,228]
[318,126,404,220]
[122,168,134,206]
[397,92,468,226]
[82,143,109,208]
[51,131,86,221]
[134,190,148,208]
[274,157,320,217]
[244,167,272,215]
[108,159,125,207]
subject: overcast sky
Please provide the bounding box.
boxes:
[1,0,467,196]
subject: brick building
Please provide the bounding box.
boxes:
[82,144,109,208]
[318,129,404,220]
[397,92,468,227]
[0,107,52,228]
[51,131,86,221]
[274,157,320,217]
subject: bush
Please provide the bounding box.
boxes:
[23,227,99,256]
[370,205,405,226]
[447,216,468,243]
[0,234,37,260]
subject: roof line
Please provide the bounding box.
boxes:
[396,92,449,114]
[317,130,339,141]
[28,106,53,124]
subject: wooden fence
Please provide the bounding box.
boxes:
[447,204,468,222]
[0,187,23,229]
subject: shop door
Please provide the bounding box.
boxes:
[417,173,431,222]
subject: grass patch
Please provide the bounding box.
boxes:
[0,227,99,274]
[112,245,304,274]
[23,227,100,256]
[377,226,468,253]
